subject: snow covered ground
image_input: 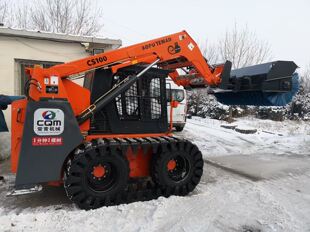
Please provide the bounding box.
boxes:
[182,116,310,157]
[0,117,309,232]
[0,132,10,160]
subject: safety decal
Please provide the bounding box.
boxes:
[32,137,63,146]
[188,43,195,51]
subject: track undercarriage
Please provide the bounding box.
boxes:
[64,136,203,209]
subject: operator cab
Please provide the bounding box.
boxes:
[83,66,171,134]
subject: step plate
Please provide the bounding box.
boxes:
[7,185,43,196]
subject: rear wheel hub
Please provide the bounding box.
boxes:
[167,159,177,171]
[93,164,106,178]
[87,161,116,192]
[167,155,190,182]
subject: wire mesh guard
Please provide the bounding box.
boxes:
[115,75,162,121]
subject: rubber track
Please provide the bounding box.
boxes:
[66,136,203,208]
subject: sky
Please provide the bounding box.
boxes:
[99,0,310,70]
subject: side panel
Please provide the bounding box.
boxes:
[62,79,90,131]
[11,99,27,173]
[15,100,83,188]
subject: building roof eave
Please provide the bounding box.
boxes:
[0,27,122,47]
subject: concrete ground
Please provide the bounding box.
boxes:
[206,154,310,181]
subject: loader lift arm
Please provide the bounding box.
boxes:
[26,30,232,128]
[26,30,230,99]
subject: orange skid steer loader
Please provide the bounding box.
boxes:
[9,31,297,209]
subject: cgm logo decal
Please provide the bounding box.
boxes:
[42,111,56,120]
[34,108,64,135]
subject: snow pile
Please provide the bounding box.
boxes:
[256,106,287,121]
[289,92,310,120]
[198,96,229,119]
[181,116,310,157]
[233,116,310,135]
[0,132,10,160]
[256,92,310,121]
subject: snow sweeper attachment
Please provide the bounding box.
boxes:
[212,61,299,106]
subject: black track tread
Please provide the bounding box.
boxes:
[145,137,159,153]
[64,136,203,210]
[151,137,204,197]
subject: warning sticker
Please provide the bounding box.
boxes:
[188,42,195,51]
[34,108,64,136]
[32,137,63,146]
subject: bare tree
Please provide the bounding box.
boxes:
[300,64,310,93]
[219,24,272,69]
[0,0,9,24]
[29,0,103,35]
[200,24,272,69]
[12,1,32,29]
[7,0,103,36]
[200,41,220,64]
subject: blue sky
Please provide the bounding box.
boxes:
[100,0,310,70]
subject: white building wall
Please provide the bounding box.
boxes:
[0,36,112,128]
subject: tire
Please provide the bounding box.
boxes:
[175,125,184,132]
[64,143,129,210]
[151,140,203,196]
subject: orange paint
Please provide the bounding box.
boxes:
[93,164,106,178]
[167,160,177,171]
[86,132,172,141]
[126,146,152,178]
[47,181,63,187]
[62,79,90,131]
[11,99,27,173]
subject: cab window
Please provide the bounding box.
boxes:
[166,89,185,102]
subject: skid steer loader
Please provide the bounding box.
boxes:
[8,31,298,209]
